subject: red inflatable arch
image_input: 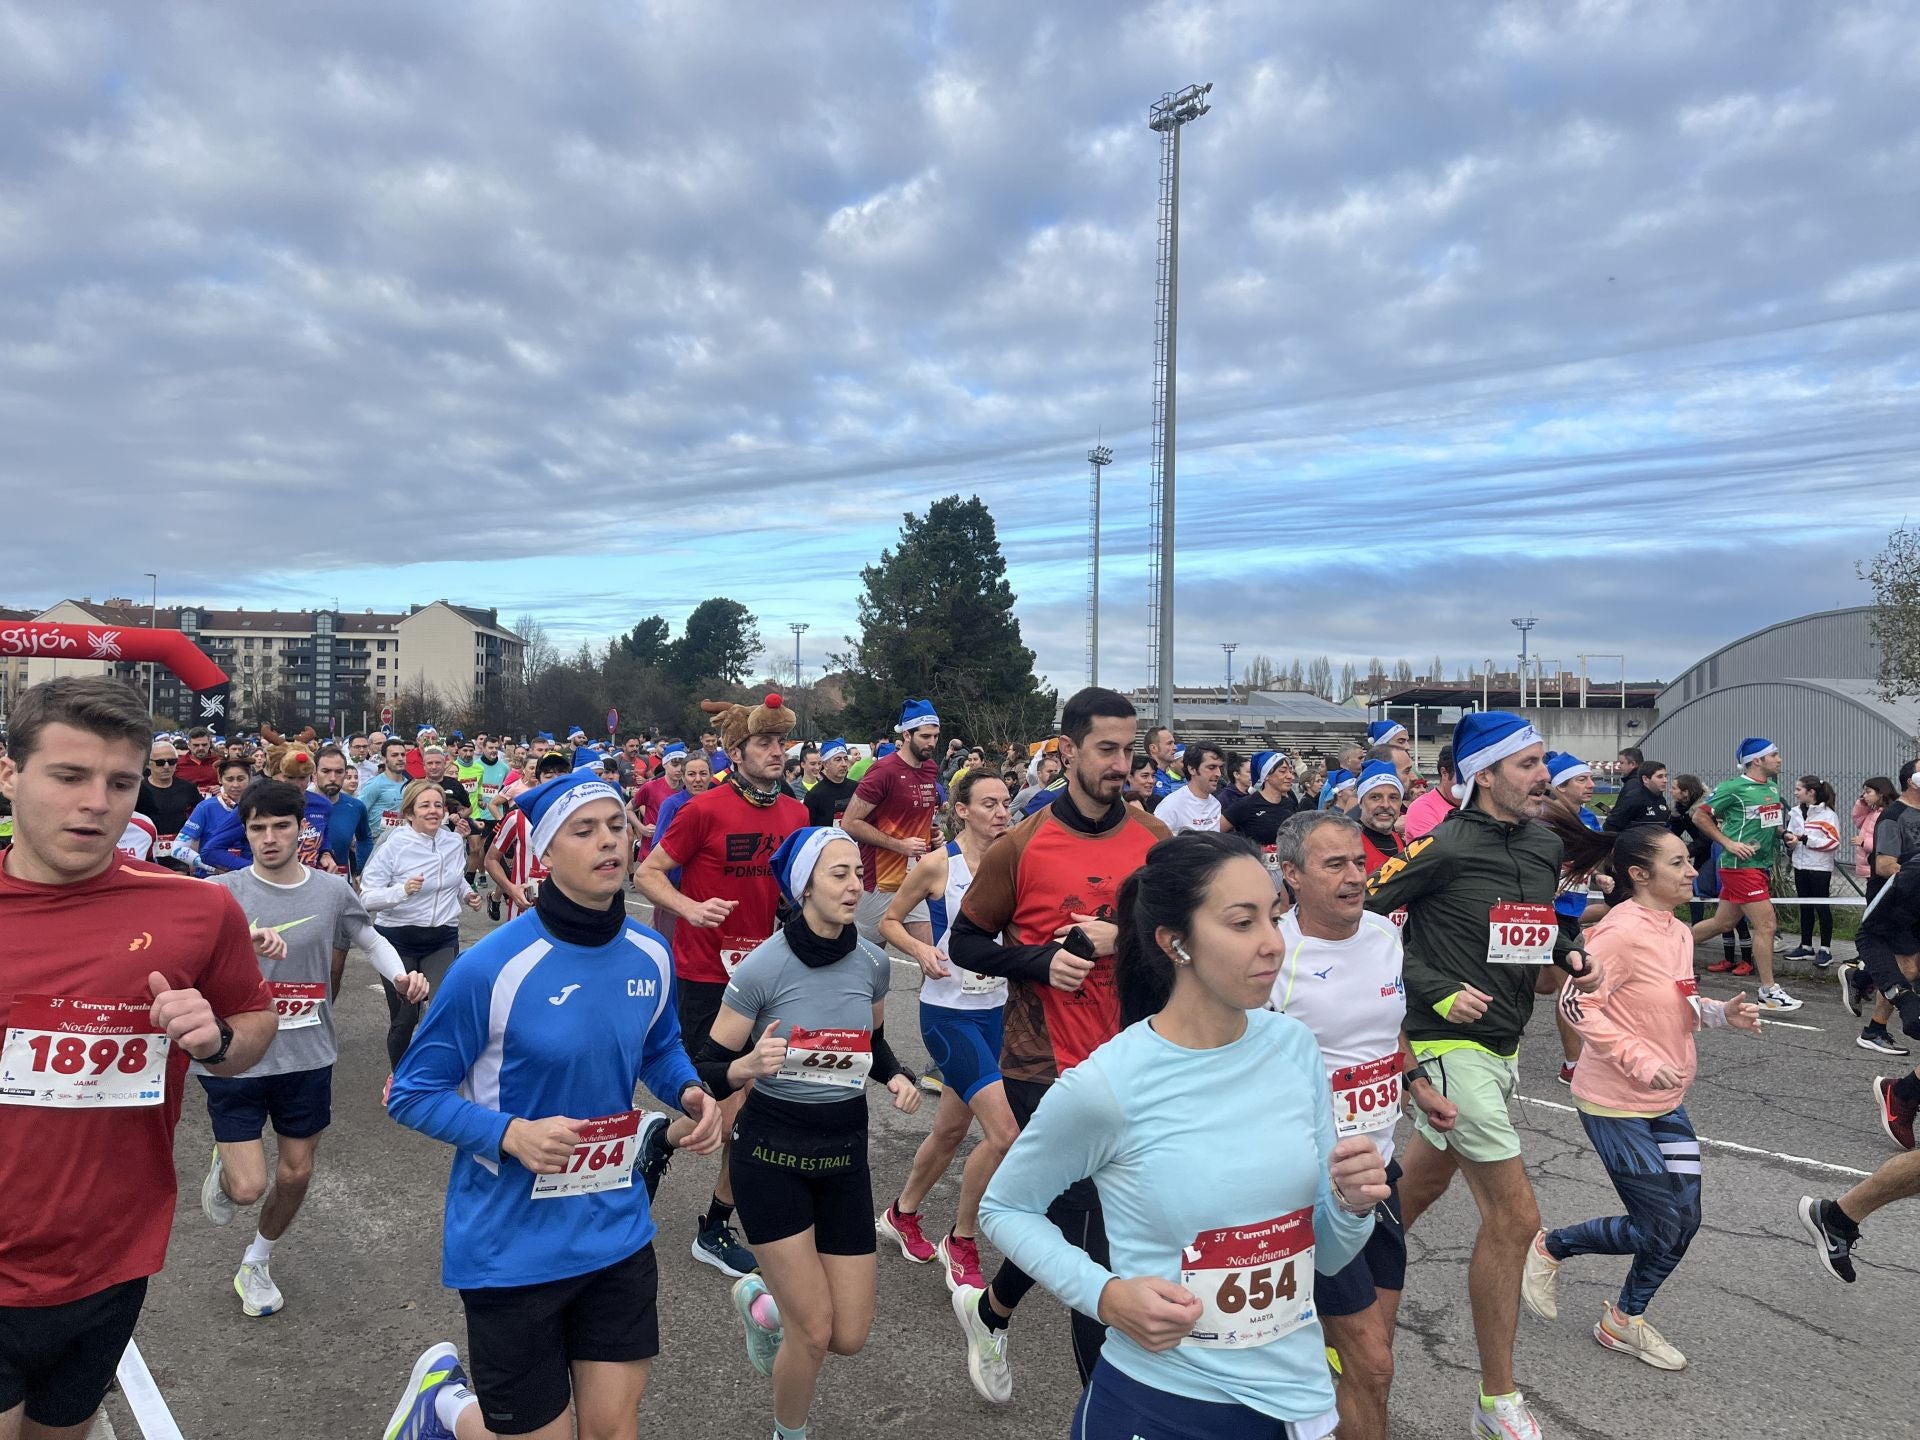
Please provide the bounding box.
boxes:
[0,622,233,725]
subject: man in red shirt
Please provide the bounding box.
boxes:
[0,677,276,1438]
[173,726,221,796]
[842,697,944,948]
[634,694,806,1280]
[630,741,687,862]
[946,686,1169,1400]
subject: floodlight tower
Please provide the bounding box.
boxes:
[1221,642,1238,706]
[1510,617,1537,708]
[1086,444,1113,686]
[1146,81,1212,730]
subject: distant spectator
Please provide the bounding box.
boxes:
[1785,775,1841,964]
[1855,777,1897,881]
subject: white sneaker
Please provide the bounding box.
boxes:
[201,1146,236,1227]
[1471,1391,1543,1440]
[1594,1304,1686,1369]
[234,1260,283,1317]
[950,1283,1012,1404]
[1758,984,1804,1012]
[1520,1230,1560,1320]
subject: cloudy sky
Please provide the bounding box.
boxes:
[4,0,1917,693]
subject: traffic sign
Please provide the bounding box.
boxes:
[606,707,618,736]
[380,706,394,728]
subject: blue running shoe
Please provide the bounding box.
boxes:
[383,1342,466,1440]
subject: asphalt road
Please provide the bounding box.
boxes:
[93,909,1911,1440]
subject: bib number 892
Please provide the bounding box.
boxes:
[1215,1261,1298,1314]
[26,1035,151,1076]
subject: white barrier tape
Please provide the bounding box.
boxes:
[115,1340,184,1440]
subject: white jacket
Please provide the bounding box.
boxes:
[1787,802,1841,873]
[360,824,473,927]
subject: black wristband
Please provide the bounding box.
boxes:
[869,1024,914,1088]
[693,1036,750,1100]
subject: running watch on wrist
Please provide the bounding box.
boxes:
[192,1018,235,1067]
[1404,1062,1431,1087]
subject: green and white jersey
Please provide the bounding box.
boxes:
[1707,773,1783,869]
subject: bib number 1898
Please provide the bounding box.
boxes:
[1,996,170,1109]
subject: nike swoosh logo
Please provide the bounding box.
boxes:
[549,984,581,1005]
[250,916,320,933]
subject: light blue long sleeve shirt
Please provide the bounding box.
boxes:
[387,910,700,1289]
[980,1009,1371,1422]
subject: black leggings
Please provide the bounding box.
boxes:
[986,1077,1110,1385]
[1793,869,1833,946]
[378,924,461,1069]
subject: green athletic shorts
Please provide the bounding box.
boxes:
[1410,1042,1521,1163]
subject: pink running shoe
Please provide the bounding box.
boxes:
[938,1231,986,1294]
[877,1204,936,1263]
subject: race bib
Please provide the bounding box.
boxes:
[270,981,328,1031]
[1329,1054,1402,1137]
[1181,1208,1316,1349]
[1676,976,1701,1022]
[718,936,767,978]
[529,1111,642,1199]
[958,968,1006,996]
[155,833,177,859]
[380,810,401,829]
[0,996,170,1109]
[1486,902,1556,965]
[776,1027,872,1090]
[1746,802,1783,830]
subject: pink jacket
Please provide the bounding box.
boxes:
[1403,786,1456,842]
[1558,900,1722,1114]
[1852,798,1878,878]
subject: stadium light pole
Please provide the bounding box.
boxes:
[1147,81,1212,731]
[1221,642,1238,707]
[1510,617,1536,709]
[788,622,809,732]
[1087,444,1113,687]
[144,572,158,717]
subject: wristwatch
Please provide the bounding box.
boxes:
[1404,1062,1431,1088]
[192,1018,235,1067]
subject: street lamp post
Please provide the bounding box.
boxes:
[788,622,809,732]
[144,572,158,718]
[1086,444,1112,687]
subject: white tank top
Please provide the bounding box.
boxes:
[921,840,1006,1011]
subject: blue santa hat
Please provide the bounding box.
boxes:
[1355,759,1405,799]
[1320,769,1357,807]
[536,731,554,742]
[1368,720,1408,748]
[567,726,588,741]
[769,826,856,906]
[876,741,897,758]
[1451,711,1543,803]
[820,737,849,761]
[1736,737,1778,767]
[1545,751,1592,787]
[1251,750,1290,787]
[416,724,436,737]
[897,698,940,734]
[660,741,687,760]
[518,771,625,859]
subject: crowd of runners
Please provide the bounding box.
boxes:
[3,671,1918,1440]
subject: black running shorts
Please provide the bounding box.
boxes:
[730,1091,875,1255]
[0,1277,148,1428]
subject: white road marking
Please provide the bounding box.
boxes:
[1757,1017,1824,1031]
[116,1339,185,1440]
[1515,1094,1872,1178]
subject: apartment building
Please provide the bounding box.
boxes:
[16,598,522,728]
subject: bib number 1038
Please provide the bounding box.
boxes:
[1,996,170,1109]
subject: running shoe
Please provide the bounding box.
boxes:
[1873,1076,1916,1150]
[1814,948,1835,970]
[1730,959,1756,978]
[1556,1062,1575,1087]
[692,1214,758,1278]
[1756,985,1802,1012]
[730,1273,783,1377]
[1783,943,1814,961]
[382,1341,465,1440]
[1858,1026,1912,1057]
[951,1284,1013,1403]
[877,1203,936,1263]
[1796,1196,1858,1284]
[1705,956,1737,974]
[234,1260,283,1318]
[1471,1391,1543,1440]
[1594,1304,1686,1370]
[201,1146,236,1227]
[1520,1230,1560,1321]
[937,1231,985,1294]
[636,1111,673,1199]
[1839,961,1867,1017]
[486,894,500,922]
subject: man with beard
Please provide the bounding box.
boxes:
[804,738,858,829]
[176,726,222,796]
[841,699,944,949]
[1363,712,1604,1440]
[1354,759,1407,874]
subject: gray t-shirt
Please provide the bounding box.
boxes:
[200,867,376,1077]
[1875,800,1920,867]
[721,926,891,1104]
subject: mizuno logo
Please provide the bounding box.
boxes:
[1312,966,1333,981]
[549,984,581,1006]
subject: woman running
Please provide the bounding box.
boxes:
[873,768,1018,1294]
[695,827,921,1440]
[981,832,1386,1439]
[1784,775,1841,966]
[362,779,482,1071]
[1524,825,1760,1369]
